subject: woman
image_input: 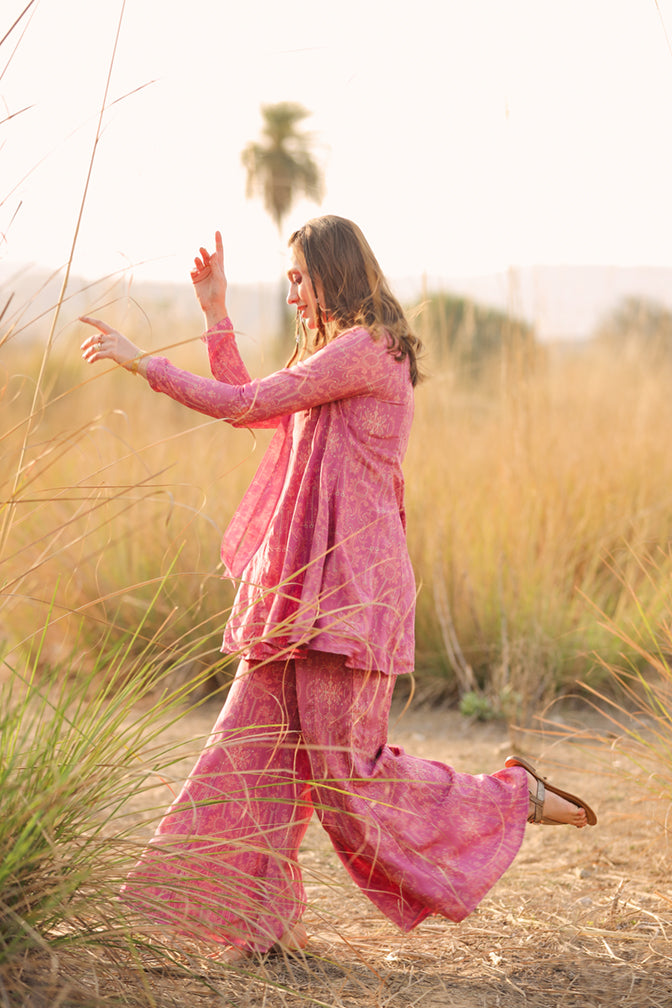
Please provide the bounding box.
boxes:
[80,216,596,961]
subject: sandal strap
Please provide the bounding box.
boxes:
[528,776,546,824]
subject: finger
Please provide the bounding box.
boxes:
[82,343,102,362]
[79,315,114,334]
[215,230,224,267]
[199,247,210,264]
[81,337,101,352]
[191,265,211,283]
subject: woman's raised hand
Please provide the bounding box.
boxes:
[80,317,147,376]
[191,230,228,326]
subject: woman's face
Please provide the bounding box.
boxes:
[287,246,323,330]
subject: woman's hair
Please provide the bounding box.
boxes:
[287,215,424,386]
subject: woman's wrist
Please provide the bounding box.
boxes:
[204,304,230,330]
[124,354,151,378]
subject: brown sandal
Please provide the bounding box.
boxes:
[505,755,597,826]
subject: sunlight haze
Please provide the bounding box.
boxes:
[3,0,672,289]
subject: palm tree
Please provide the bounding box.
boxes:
[242,102,324,236]
[242,102,324,345]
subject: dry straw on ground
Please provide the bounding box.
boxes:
[11,699,667,1008]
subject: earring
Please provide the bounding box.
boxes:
[295,310,304,345]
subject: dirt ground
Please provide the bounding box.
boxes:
[87,696,672,1008]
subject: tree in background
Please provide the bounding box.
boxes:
[417,292,536,379]
[242,102,324,236]
[595,296,672,364]
[242,102,324,344]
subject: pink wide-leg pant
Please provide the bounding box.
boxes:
[122,653,528,952]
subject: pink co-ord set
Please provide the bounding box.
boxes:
[121,317,529,952]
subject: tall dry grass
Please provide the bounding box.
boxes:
[5,303,672,710]
[531,547,672,838]
[1,304,263,678]
[406,327,672,717]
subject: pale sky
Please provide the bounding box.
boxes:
[3,0,672,289]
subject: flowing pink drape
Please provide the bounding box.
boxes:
[123,654,528,952]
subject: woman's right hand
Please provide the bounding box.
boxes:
[191,230,229,327]
[80,316,148,377]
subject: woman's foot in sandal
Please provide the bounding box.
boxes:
[276,920,308,953]
[217,944,251,965]
[505,755,597,828]
[527,776,588,827]
[217,921,308,964]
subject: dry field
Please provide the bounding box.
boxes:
[28,695,667,1008]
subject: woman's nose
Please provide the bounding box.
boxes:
[287,282,298,306]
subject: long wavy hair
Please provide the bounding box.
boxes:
[287,215,424,386]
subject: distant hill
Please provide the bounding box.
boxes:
[3,262,672,348]
[424,264,672,343]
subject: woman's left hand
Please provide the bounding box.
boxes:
[80,316,146,374]
[191,230,228,327]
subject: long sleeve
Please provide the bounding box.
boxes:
[146,327,402,428]
[203,317,253,385]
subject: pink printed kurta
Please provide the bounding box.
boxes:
[127,319,529,952]
[147,319,416,676]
